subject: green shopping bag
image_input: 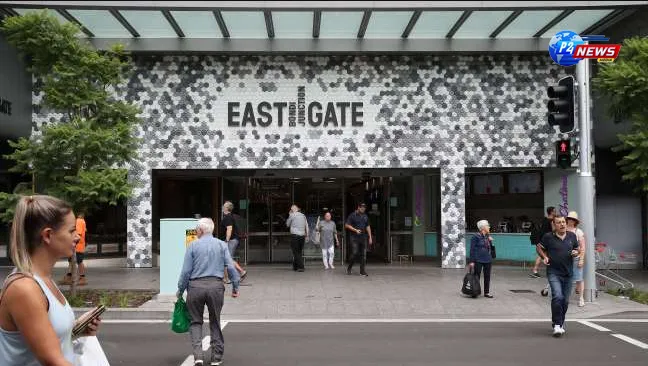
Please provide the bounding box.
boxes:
[171,297,191,333]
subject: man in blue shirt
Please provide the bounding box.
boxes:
[345,203,373,276]
[177,218,240,366]
[537,215,580,338]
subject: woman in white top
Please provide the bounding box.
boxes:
[0,195,101,366]
[566,211,586,307]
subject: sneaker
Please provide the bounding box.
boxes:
[330,264,335,269]
[324,265,330,269]
[360,272,369,277]
[484,294,494,298]
[346,268,353,275]
[297,269,305,272]
[194,360,204,366]
[553,325,563,337]
[529,272,541,278]
[211,358,223,366]
[578,298,585,307]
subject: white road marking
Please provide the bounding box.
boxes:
[179,321,228,366]
[578,320,611,332]
[611,334,648,350]
[99,318,648,324]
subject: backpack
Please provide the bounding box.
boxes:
[461,268,481,298]
[529,223,540,245]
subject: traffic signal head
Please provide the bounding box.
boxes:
[556,139,572,169]
[547,76,575,133]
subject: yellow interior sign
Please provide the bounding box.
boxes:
[185,229,198,247]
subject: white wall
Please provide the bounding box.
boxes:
[596,196,642,265]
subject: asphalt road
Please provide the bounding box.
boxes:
[97,321,648,366]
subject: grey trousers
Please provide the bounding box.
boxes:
[186,277,225,361]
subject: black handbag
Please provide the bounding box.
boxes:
[490,244,497,259]
[462,266,481,298]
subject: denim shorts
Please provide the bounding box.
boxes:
[572,261,584,282]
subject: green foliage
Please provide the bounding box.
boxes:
[0,11,141,221]
[593,37,648,193]
[607,288,648,305]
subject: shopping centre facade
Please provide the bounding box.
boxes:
[1,1,647,269]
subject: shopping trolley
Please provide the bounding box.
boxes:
[595,243,634,291]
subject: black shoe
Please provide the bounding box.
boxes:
[360,272,369,277]
[346,268,353,275]
[297,269,305,272]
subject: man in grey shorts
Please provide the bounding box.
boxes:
[177,218,240,366]
[220,201,247,280]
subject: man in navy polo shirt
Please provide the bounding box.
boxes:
[345,203,373,276]
[537,215,580,337]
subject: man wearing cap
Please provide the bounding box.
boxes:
[566,211,586,307]
[345,203,373,276]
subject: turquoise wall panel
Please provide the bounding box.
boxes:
[465,233,536,262]
[160,218,198,294]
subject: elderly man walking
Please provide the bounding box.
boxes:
[287,204,308,272]
[177,218,240,366]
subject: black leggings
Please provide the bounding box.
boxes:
[474,262,492,295]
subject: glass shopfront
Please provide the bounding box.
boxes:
[154,169,440,265]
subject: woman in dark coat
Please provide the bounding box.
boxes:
[469,219,494,298]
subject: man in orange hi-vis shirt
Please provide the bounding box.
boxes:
[63,213,88,285]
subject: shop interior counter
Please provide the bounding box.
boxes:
[425,232,536,262]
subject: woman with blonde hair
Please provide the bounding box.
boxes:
[0,195,101,366]
[566,211,586,307]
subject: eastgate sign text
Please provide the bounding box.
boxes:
[227,86,363,128]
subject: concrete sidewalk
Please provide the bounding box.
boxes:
[141,264,648,321]
[0,258,159,290]
[2,261,646,320]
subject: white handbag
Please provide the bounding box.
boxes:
[73,336,110,366]
[313,216,321,245]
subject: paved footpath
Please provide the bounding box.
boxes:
[140,264,648,320]
[98,319,648,365]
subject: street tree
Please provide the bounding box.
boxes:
[0,11,141,294]
[593,36,648,193]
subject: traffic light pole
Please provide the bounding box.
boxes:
[576,53,597,303]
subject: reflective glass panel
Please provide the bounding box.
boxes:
[68,9,131,38]
[221,11,267,38]
[320,12,364,38]
[497,10,563,38]
[273,11,312,38]
[171,11,222,38]
[540,9,615,37]
[453,11,513,38]
[364,11,413,39]
[408,11,463,38]
[120,10,176,38]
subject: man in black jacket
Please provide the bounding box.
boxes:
[530,206,556,278]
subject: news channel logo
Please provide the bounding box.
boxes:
[548,30,584,67]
